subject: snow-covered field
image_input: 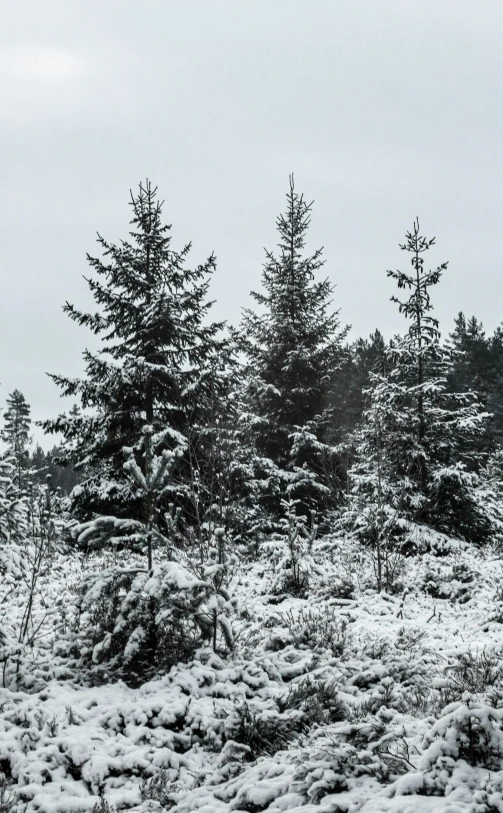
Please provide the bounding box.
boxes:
[2,535,503,813]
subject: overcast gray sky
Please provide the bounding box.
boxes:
[1,0,503,447]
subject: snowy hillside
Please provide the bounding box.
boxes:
[3,533,503,813]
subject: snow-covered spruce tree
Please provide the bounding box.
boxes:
[262,498,319,596]
[42,180,231,526]
[2,390,31,494]
[472,447,503,545]
[70,428,235,684]
[345,219,492,550]
[241,175,348,514]
[341,373,409,591]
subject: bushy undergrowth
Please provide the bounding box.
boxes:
[226,701,303,758]
[2,522,503,811]
[282,605,347,657]
[74,559,210,685]
[279,675,347,726]
[420,559,480,603]
[444,649,503,697]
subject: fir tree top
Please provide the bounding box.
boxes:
[387,217,448,352]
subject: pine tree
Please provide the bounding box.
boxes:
[342,375,407,590]
[2,390,31,493]
[241,175,348,512]
[42,180,231,523]
[346,220,492,548]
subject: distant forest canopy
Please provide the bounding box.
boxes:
[0,395,79,496]
[4,311,503,500]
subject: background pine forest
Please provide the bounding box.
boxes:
[3,179,503,813]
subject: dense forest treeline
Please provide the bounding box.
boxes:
[7,313,503,495]
[2,176,503,686]
[7,310,503,499]
[5,177,503,517]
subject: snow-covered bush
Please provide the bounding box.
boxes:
[140,768,181,809]
[420,559,480,603]
[350,676,412,717]
[394,624,428,653]
[279,675,347,727]
[443,649,503,698]
[0,773,15,813]
[92,797,116,813]
[65,430,237,684]
[282,605,347,657]
[469,774,503,813]
[290,713,410,804]
[72,555,233,685]
[225,701,303,759]
[419,699,503,795]
[326,574,356,599]
[322,534,371,594]
[262,499,320,596]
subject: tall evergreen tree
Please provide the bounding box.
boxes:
[241,175,348,511]
[345,219,492,546]
[42,180,231,523]
[2,390,31,493]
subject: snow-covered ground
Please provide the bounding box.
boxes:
[2,534,503,812]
